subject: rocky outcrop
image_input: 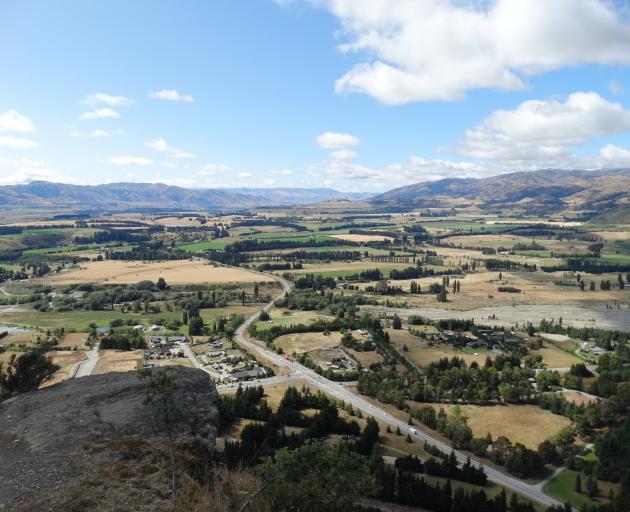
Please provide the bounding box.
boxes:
[0,368,218,510]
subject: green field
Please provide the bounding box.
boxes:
[418,221,523,233]
[515,250,554,258]
[23,244,101,255]
[600,252,630,263]
[544,468,611,509]
[0,309,182,331]
[178,240,232,251]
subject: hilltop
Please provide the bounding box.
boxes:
[0,368,219,511]
[0,182,372,211]
[371,168,630,215]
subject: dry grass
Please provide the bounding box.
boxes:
[531,341,583,368]
[346,348,384,367]
[43,350,87,386]
[92,350,143,374]
[45,259,267,285]
[388,329,496,367]
[425,403,570,449]
[0,331,40,346]
[562,390,600,406]
[273,331,342,354]
[58,332,90,349]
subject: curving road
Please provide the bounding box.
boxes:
[230,270,565,509]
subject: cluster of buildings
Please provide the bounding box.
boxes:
[195,338,267,383]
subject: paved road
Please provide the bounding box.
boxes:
[228,271,565,509]
[71,344,100,378]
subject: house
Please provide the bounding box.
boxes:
[231,367,266,380]
[588,346,609,356]
[440,330,457,342]
[149,324,161,331]
[168,336,187,343]
[69,290,87,300]
[208,350,225,358]
[132,324,144,331]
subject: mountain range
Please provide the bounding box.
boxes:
[1,168,629,217]
[371,168,630,217]
[0,182,371,211]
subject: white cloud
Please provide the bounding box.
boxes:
[271,168,293,175]
[316,131,360,149]
[145,137,194,158]
[82,93,135,107]
[108,156,154,166]
[0,109,35,132]
[160,162,177,168]
[315,0,630,104]
[237,171,252,178]
[0,136,38,149]
[0,158,69,185]
[330,149,358,160]
[455,92,630,160]
[149,89,194,103]
[79,108,120,121]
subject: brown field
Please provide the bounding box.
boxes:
[58,332,90,349]
[592,230,630,241]
[562,390,600,406]
[43,350,87,386]
[0,331,40,346]
[44,259,268,285]
[388,329,496,367]
[331,233,394,243]
[92,349,143,374]
[274,331,342,354]
[425,403,570,449]
[531,341,583,368]
[346,348,384,367]
[361,270,629,311]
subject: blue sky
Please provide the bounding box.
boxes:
[1,0,630,192]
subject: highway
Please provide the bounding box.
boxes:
[230,271,565,509]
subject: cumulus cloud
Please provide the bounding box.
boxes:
[149,89,194,103]
[455,92,630,160]
[0,136,38,149]
[316,131,360,149]
[79,108,120,121]
[145,137,194,158]
[108,156,154,166]
[82,93,135,107]
[309,156,489,186]
[330,149,357,160]
[0,109,35,132]
[313,0,630,104]
[0,158,69,185]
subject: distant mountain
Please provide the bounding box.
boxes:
[0,182,372,211]
[371,169,630,215]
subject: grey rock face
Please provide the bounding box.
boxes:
[0,368,219,510]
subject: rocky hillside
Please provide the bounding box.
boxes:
[371,168,630,215]
[0,368,218,511]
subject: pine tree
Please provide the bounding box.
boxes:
[575,473,582,493]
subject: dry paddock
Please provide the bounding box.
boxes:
[44,259,270,285]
